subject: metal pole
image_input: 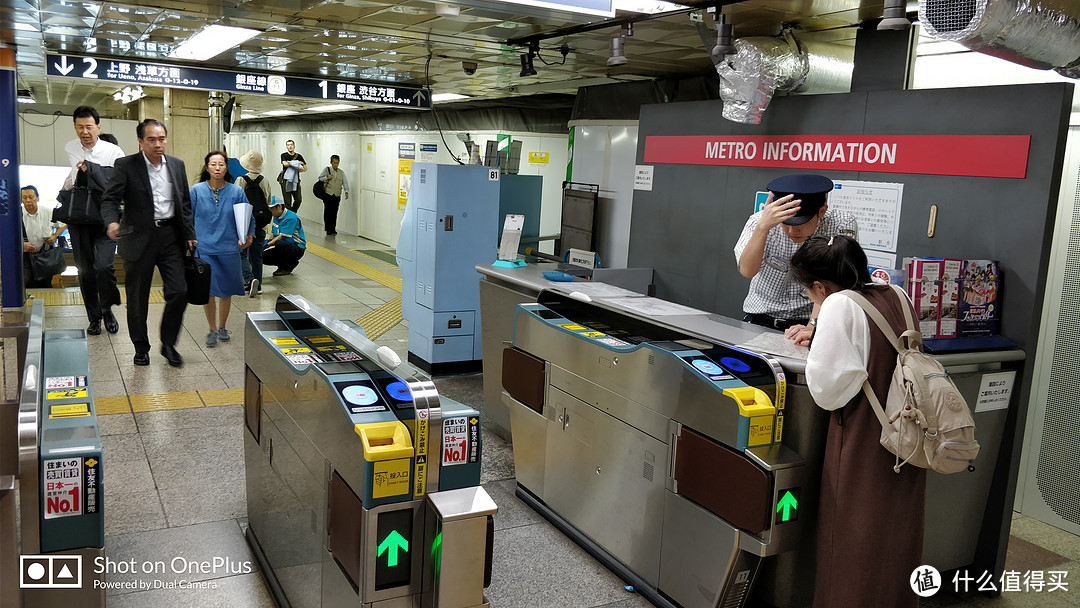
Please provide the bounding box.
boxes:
[208,90,224,152]
[0,44,25,309]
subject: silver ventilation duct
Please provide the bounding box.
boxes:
[716,36,854,125]
[919,0,1080,79]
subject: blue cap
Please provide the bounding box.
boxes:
[766,174,834,226]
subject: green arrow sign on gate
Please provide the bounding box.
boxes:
[776,489,799,523]
[378,530,410,567]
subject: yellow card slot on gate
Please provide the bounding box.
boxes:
[722,386,775,417]
[355,421,414,462]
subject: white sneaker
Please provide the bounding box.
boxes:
[249,278,259,298]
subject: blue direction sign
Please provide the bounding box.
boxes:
[46,54,429,109]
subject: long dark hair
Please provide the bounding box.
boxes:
[789,235,872,292]
[198,150,232,183]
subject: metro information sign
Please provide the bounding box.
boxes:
[46,54,429,109]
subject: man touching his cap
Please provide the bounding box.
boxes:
[734,174,858,346]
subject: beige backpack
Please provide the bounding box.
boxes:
[843,285,980,474]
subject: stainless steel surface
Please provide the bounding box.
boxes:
[424,486,497,608]
[503,391,549,497]
[478,277,539,440]
[658,492,739,608]
[543,385,668,586]
[18,300,45,557]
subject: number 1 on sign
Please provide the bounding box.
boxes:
[488,169,499,181]
[318,80,327,98]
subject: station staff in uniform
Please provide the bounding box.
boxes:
[734,174,858,345]
[101,119,197,368]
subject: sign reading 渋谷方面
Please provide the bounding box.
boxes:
[643,134,1031,179]
[46,54,430,109]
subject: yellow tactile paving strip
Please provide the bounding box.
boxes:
[304,243,403,292]
[96,388,246,415]
[356,296,403,340]
[27,290,165,306]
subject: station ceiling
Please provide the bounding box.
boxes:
[6,0,896,119]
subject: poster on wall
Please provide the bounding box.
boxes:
[828,180,903,254]
[398,143,415,211]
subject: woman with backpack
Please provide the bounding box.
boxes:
[191,151,255,348]
[236,150,272,296]
[789,235,925,608]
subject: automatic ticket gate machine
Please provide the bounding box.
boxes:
[502,292,806,608]
[244,295,496,608]
[16,300,107,607]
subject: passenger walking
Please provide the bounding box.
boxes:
[64,105,124,335]
[316,154,350,235]
[21,185,67,288]
[279,139,307,211]
[101,119,197,368]
[236,151,272,297]
[191,151,255,347]
[263,198,306,276]
[791,235,925,608]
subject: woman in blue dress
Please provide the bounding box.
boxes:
[191,151,254,347]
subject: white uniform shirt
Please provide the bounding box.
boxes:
[64,138,124,183]
[143,154,175,220]
[734,209,859,319]
[22,206,61,249]
[805,291,874,411]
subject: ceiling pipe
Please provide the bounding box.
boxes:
[919,0,1080,79]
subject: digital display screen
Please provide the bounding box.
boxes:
[375,508,413,590]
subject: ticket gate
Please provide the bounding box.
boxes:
[5,300,107,607]
[502,291,806,608]
[244,295,496,608]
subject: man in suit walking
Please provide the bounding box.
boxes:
[100,119,197,367]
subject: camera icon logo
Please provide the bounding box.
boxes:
[20,555,82,588]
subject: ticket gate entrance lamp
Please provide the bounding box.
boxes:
[244,295,495,608]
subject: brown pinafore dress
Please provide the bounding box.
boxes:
[813,285,928,608]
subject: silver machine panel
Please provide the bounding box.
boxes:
[503,291,807,608]
[244,295,495,608]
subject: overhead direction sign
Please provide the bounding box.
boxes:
[46,53,430,109]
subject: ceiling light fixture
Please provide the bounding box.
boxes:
[432,93,470,102]
[519,52,537,77]
[711,13,736,60]
[170,24,261,61]
[16,88,35,104]
[878,0,911,30]
[112,85,145,104]
[307,104,359,112]
[263,109,299,116]
[607,23,632,67]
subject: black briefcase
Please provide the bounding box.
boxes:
[184,252,212,305]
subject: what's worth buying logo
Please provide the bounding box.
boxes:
[21,555,82,588]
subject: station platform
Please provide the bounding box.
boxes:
[4,222,1077,608]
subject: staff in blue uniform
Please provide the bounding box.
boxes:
[190,150,254,347]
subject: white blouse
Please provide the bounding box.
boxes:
[805,293,873,411]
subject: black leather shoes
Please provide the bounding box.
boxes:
[133,352,150,366]
[102,309,119,334]
[87,319,101,335]
[160,345,183,368]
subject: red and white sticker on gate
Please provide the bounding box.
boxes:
[43,457,83,519]
[442,417,469,466]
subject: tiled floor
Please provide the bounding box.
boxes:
[9,221,1080,607]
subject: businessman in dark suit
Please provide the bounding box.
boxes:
[100,119,197,367]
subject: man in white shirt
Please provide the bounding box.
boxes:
[21,185,66,288]
[64,105,125,336]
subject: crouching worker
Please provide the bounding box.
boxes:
[263,197,306,276]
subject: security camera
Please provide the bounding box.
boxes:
[462,61,478,76]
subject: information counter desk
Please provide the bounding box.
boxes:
[477,263,1025,608]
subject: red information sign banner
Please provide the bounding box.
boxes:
[642,134,1031,178]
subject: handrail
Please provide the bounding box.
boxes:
[18,298,45,555]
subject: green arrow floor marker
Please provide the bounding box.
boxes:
[378,530,410,567]
[776,490,799,522]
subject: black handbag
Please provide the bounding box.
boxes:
[184,251,212,305]
[53,168,104,224]
[30,245,66,280]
